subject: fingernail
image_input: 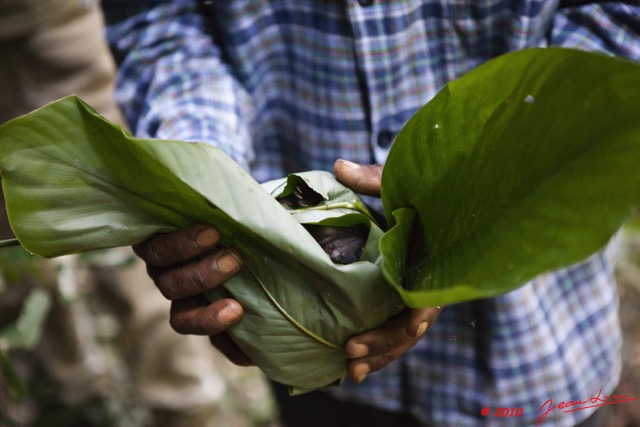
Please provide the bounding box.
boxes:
[196,227,219,248]
[217,304,241,325]
[348,342,369,358]
[413,321,429,338]
[338,159,358,169]
[353,363,370,383]
[354,374,368,384]
[217,252,241,274]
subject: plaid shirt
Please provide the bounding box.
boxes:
[105,1,639,425]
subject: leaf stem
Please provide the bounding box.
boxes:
[243,262,342,350]
[0,238,20,249]
[288,201,377,224]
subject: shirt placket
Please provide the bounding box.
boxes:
[346,0,398,165]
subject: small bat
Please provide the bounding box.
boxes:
[304,223,369,264]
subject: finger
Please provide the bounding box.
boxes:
[170,296,243,335]
[334,159,383,197]
[210,333,255,367]
[345,306,443,383]
[153,249,242,300]
[346,307,439,358]
[133,224,220,268]
[348,340,415,384]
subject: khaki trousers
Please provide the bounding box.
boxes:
[0,2,123,125]
[0,3,230,426]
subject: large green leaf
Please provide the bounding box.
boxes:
[0,97,403,393]
[380,48,640,307]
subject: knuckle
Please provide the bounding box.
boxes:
[144,264,161,284]
[187,264,207,286]
[132,240,150,261]
[169,314,187,334]
[197,309,219,335]
[384,333,404,351]
[145,247,163,267]
[381,351,399,367]
[157,263,211,300]
[131,242,144,258]
[134,238,166,267]
[157,277,179,300]
[137,227,206,268]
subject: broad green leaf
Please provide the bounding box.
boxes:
[381,48,640,307]
[0,97,403,393]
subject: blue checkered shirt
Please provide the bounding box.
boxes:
[105,1,639,425]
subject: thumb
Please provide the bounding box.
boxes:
[334,159,383,197]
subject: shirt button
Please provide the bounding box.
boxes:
[377,130,394,148]
[358,0,374,6]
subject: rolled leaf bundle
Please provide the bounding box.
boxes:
[0,98,403,393]
[1,47,640,393]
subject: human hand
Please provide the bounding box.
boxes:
[344,306,442,383]
[333,159,383,197]
[132,224,253,366]
[334,159,443,383]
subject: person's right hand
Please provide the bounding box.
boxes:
[132,224,253,366]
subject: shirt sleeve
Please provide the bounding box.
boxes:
[549,2,640,61]
[106,1,255,170]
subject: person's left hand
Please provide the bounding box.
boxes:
[334,159,443,383]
